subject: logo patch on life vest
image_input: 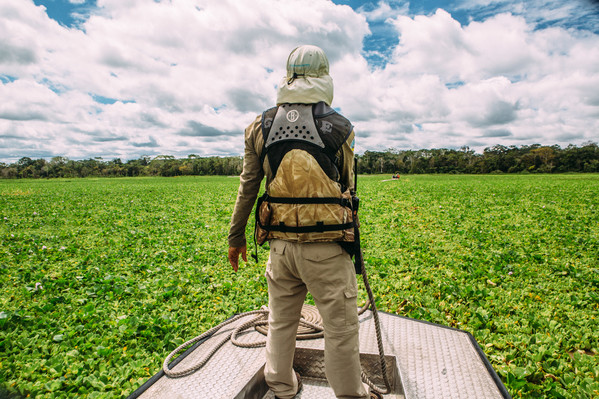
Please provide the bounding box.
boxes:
[286,110,300,123]
[321,120,333,134]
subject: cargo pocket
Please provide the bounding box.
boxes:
[344,283,359,326]
[266,239,286,277]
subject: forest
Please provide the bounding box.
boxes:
[1,142,598,179]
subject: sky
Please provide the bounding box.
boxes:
[1,0,598,163]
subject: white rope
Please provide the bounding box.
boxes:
[163,287,391,395]
[163,305,325,378]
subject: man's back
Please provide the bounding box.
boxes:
[228,45,370,399]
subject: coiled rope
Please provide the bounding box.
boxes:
[163,263,392,395]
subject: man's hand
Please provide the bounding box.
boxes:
[228,245,247,272]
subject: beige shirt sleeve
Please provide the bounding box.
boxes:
[228,116,264,248]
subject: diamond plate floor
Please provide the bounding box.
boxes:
[260,377,404,399]
[130,310,510,399]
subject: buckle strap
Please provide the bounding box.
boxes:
[264,194,351,207]
[258,220,355,234]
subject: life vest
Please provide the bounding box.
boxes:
[255,101,355,244]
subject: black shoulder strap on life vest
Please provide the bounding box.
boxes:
[259,106,278,167]
[313,102,354,161]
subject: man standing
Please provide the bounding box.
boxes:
[228,45,371,399]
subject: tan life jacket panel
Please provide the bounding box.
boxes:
[255,102,355,244]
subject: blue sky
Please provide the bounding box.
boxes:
[1,0,598,162]
[32,0,97,28]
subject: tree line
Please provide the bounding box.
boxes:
[0,155,244,179]
[358,143,599,175]
[1,143,598,179]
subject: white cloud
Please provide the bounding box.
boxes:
[331,7,599,153]
[0,0,369,161]
[359,0,410,22]
[0,0,598,162]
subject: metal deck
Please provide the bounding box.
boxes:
[129,310,510,399]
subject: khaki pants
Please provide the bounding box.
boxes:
[264,239,368,399]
